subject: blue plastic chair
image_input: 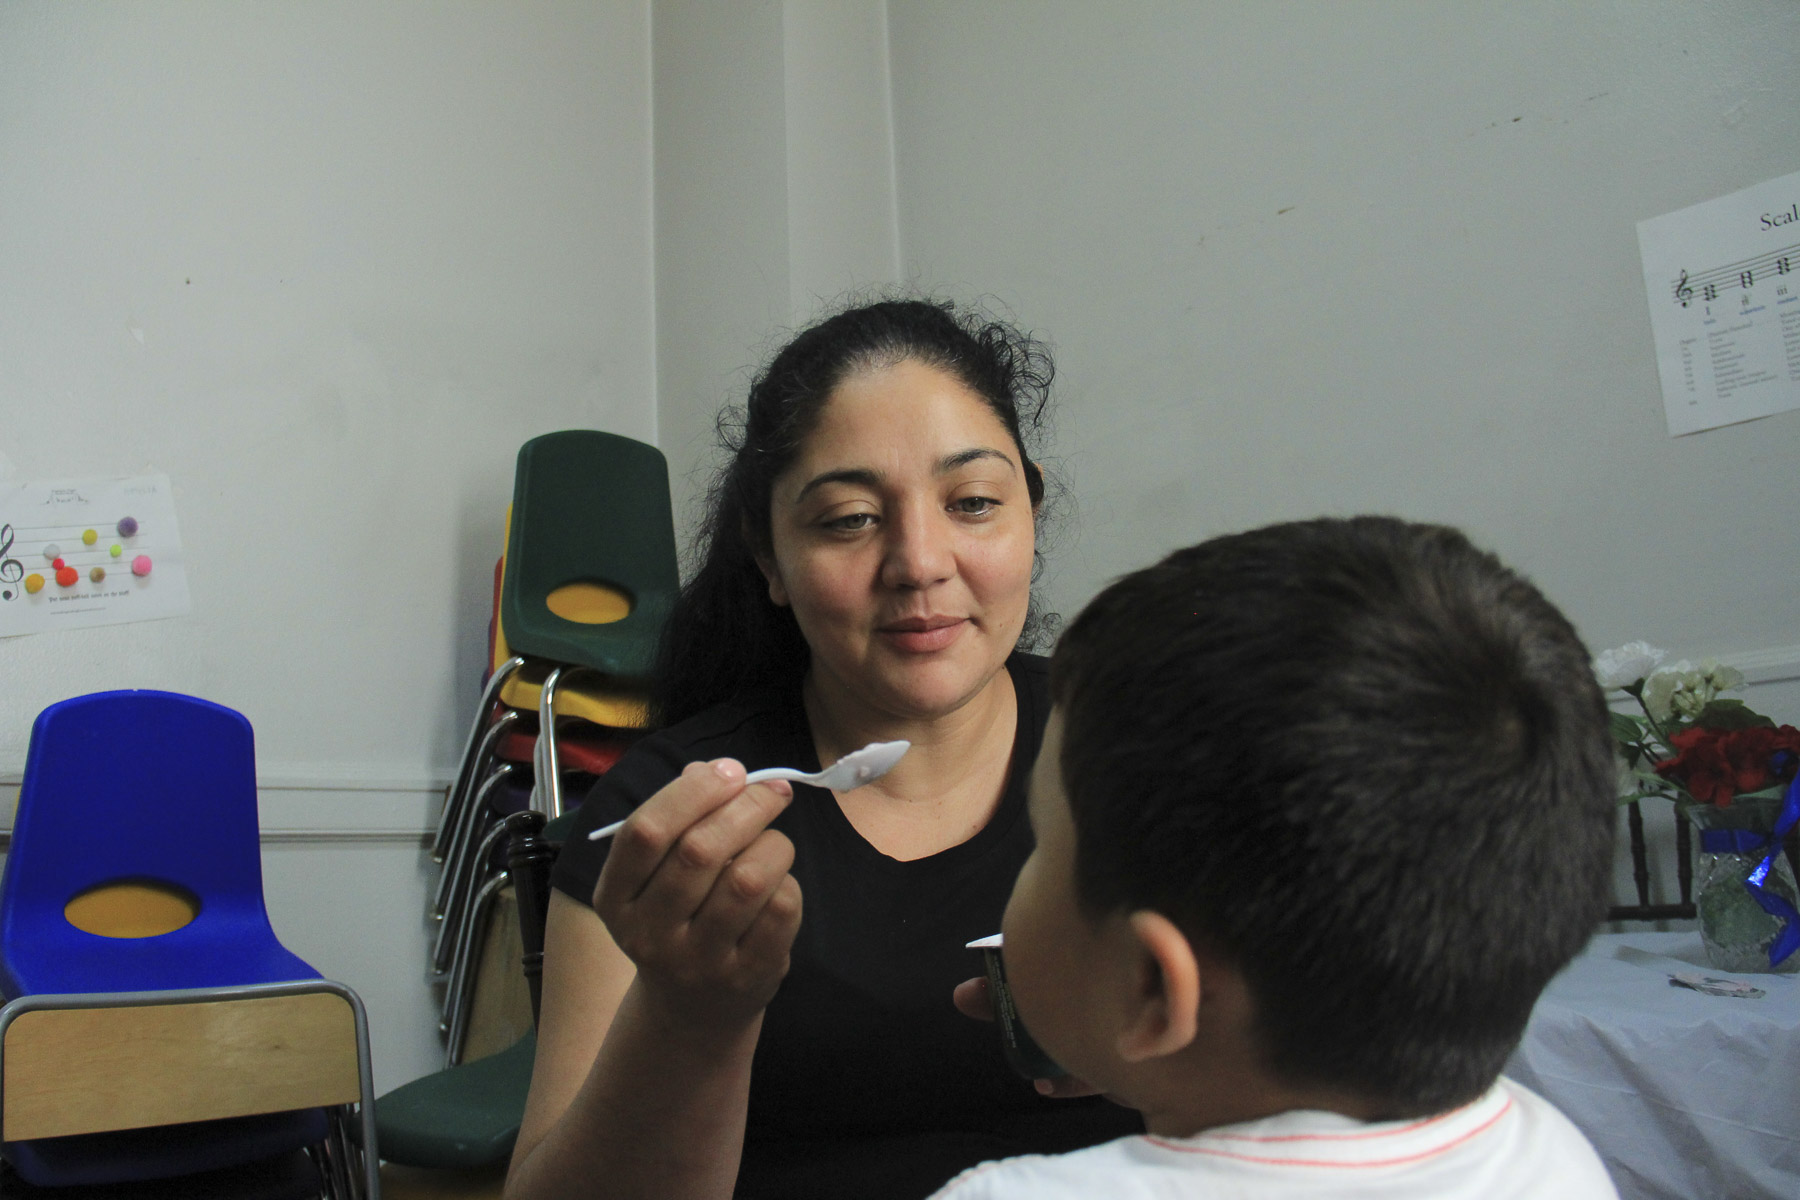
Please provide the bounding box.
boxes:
[0,690,379,1195]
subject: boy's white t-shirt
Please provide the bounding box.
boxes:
[929,1078,1617,1199]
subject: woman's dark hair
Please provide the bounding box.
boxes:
[651,297,1056,727]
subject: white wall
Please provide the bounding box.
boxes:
[884,1,1800,690]
[651,0,900,546]
[880,0,1800,925]
[649,0,793,544]
[0,0,654,1091]
[0,0,655,774]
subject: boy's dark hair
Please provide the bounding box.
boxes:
[1048,516,1614,1115]
[653,296,1057,727]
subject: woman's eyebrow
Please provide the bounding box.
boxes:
[794,467,881,502]
[793,448,1017,503]
[940,447,1017,474]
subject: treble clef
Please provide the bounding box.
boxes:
[0,523,23,601]
[1675,269,1694,308]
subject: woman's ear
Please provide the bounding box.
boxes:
[754,553,790,608]
[1115,911,1201,1064]
[743,519,790,608]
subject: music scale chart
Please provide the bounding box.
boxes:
[1638,168,1800,436]
[0,475,191,638]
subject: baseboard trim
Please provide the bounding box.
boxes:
[1721,643,1800,686]
[0,769,450,846]
[0,640,1790,841]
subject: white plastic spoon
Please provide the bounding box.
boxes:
[586,739,911,841]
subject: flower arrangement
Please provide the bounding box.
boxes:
[1594,641,1800,808]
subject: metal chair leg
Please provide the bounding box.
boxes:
[433,816,515,977]
[442,872,509,1066]
[312,1114,354,1200]
[432,732,517,919]
[432,656,525,860]
[534,666,565,819]
[337,1104,368,1200]
[431,763,512,975]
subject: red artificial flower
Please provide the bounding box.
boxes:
[1657,728,1735,805]
[1656,724,1800,806]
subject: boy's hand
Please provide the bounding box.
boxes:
[951,975,1103,1099]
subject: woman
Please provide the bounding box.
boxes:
[506,299,1140,1200]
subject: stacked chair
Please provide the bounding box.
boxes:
[377,430,678,1173]
[0,690,380,1199]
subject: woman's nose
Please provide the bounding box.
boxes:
[880,508,954,590]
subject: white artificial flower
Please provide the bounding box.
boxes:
[1699,658,1746,693]
[1642,661,1696,723]
[1641,657,1747,722]
[1593,641,1667,689]
[1672,681,1713,720]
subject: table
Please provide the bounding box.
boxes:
[1505,931,1800,1199]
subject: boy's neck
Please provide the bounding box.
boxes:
[1130,1038,1399,1138]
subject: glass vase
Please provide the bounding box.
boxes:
[1684,794,1800,974]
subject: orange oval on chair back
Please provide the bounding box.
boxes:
[64,880,200,939]
[544,580,633,625]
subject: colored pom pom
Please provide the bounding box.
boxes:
[89,566,106,583]
[55,566,78,587]
[82,529,98,545]
[111,543,123,557]
[131,555,153,577]
[52,557,66,570]
[42,544,60,562]
[117,516,139,537]
[24,573,44,594]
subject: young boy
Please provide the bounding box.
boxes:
[936,517,1619,1198]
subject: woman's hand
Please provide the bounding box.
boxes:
[951,975,1103,1099]
[593,759,803,1029]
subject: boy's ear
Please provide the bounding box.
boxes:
[1115,910,1201,1064]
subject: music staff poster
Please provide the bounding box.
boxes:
[1637,169,1800,436]
[0,475,191,638]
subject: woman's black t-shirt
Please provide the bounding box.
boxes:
[551,653,1142,1199]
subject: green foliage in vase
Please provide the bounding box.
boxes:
[1594,642,1800,809]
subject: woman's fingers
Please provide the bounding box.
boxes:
[587,759,803,1023]
[1033,1075,1103,1099]
[647,786,792,934]
[733,872,804,984]
[595,760,791,920]
[685,827,797,953]
[952,975,995,1022]
[953,975,1100,1098]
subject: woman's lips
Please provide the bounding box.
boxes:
[878,617,968,653]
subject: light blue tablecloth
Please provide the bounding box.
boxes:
[1506,931,1800,1200]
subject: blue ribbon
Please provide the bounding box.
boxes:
[1722,775,1800,968]
[1699,828,1777,854]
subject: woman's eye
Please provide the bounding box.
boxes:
[952,496,999,516]
[825,512,876,532]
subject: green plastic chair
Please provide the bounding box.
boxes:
[372,1034,536,1169]
[499,431,679,682]
[374,811,573,1171]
